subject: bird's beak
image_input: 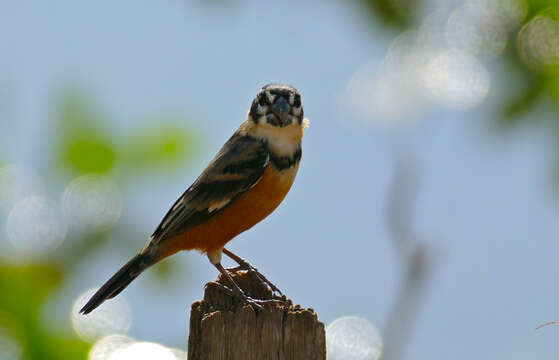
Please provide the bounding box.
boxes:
[272,96,290,126]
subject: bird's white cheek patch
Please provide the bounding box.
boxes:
[257,104,268,116]
[265,91,275,104]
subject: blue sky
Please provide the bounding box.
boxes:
[2,1,559,359]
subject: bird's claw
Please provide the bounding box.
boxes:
[213,282,265,311]
[229,263,283,296]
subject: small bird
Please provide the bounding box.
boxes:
[80,84,308,314]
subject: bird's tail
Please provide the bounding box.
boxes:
[79,252,154,315]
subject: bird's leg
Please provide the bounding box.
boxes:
[222,248,283,295]
[213,262,265,311]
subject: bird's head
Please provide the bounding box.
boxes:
[248,84,305,128]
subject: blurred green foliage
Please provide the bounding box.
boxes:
[120,122,195,175]
[54,95,195,177]
[0,265,89,360]
[361,0,423,28]
[361,0,559,186]
[504,5,559,118]
[359,0,559,120]
[55,96,116,174]
[1,90,196,359]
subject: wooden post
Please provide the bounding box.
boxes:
[188,269,326,360]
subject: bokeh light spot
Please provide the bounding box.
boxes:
[89,334,135,360]
[344,30,434,125]
[519,14,559,71]
[89,335,186,360]
[326,316,383,360]
[345,60,426,124]
[446,3,507,59]
[423,48,490,109]
[0,326,22,360]
[168,348,188,359]
[108,341,177,360]
[0,164,43,213]
[469,0,527,30]
[72,288,132,343]
[343,2,525,124]
[6,196,67,256]
[62,174,122,233]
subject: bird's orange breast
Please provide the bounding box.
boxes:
[161,163,299,257]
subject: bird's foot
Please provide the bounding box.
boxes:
[213,282,270,311]
[223,249,283,296]
[229,261,283,296]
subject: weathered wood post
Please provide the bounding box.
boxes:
[188,269,326,360]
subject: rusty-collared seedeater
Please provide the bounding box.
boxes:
[80,84,307,314]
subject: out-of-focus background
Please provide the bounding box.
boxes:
[2,0,559,359]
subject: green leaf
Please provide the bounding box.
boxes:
[150,257,177,280]
[548,74,559,105]
[502,79,544,120]
[119,121,195,174]
[528,0,559,17]
[0,264,63,321]
[54,94,116,175]
[39,334,90,360]
[0,264,90,360]
[360,0,423,29]
[62,137,115,174]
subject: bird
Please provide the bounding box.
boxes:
[80,83,308,314]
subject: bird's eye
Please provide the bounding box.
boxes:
[258,95,267,106]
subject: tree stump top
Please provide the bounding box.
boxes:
[188,269,326,360]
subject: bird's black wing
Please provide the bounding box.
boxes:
[150,132,269,243]
[80,133,269,315]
